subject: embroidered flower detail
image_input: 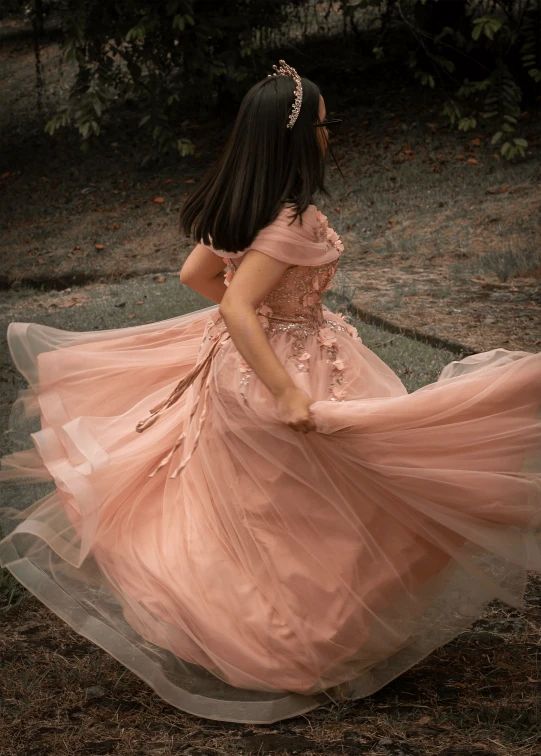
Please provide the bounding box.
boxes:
[344,322,361,340]
[302,291,320,308]
[332,385,348,400]
[317,326,337,347]
[256,303,273,328]
[327,228,340,244]
[314,208,344,256]
[239,357,252,373]
[224,269,234,286]
[299,351,311,361]
[331,357,345,370]
[315,209,328,227]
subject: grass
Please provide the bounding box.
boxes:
[469,245,541,283]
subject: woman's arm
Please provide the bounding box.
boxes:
[218,249,298,399]
[180,244,228,304]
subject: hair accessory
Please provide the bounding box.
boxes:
[267,59,303,129]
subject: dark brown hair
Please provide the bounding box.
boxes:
[179,74,329,253]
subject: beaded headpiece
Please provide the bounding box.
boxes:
[267,59,303,129]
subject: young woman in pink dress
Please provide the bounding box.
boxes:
[0,60,540,724]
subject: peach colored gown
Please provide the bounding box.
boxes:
[0,204,540,724]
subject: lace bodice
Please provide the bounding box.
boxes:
[137,209,360,478]
[215,209,361,409]
[222,208,344,328]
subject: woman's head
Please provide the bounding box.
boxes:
[179,68,330,253]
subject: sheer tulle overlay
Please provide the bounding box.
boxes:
[1,205,540,724]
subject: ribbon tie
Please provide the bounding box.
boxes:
[135,313,229,479]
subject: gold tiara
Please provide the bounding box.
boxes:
[267,59,303,129]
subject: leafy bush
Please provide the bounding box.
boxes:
[40,0,295,166]
[402,0,540,160]
[24,0,541,164]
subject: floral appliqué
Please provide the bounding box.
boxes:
[223,257,235,287]
[315,209,344,260]
[222,217,360,405]
[317,311,362,401]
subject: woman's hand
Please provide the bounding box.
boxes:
[277,386,317,433]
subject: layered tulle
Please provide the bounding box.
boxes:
[1,301,540,724]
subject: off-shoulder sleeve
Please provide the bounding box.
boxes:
[200,205,338,266]
[249,205,337,266]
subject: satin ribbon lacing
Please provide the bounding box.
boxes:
[135,316,229,479]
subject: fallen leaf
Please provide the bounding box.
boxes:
[112,223,120,230]
[153,197,165,203]
[471,137,481,146]
[416,715,432,725]
[74,245,81,250]
[0,171,10,179]
[153,275,166,283]
[466,157,479,165]
[136,300,144,305]
[164,178,174,184]
[94,244,105,250]
[37,258,45,264]
[58,298,78,308]
[185,179,195,184]
[128,313,135,318]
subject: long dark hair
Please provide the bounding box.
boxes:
[179,73,330,253]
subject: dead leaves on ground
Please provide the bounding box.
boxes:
[37,293,90,310]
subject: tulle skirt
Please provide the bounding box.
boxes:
[0,303,540,724]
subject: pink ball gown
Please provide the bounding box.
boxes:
[0,204,540,724]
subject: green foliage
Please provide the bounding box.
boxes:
[29,0,541,165]
[472,15,503,42]
[520,2,541,83]
[407,0,540,161]
[36,0,292,167]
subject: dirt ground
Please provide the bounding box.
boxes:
[1,577,539,756]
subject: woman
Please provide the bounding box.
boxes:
[0,61,540,725]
